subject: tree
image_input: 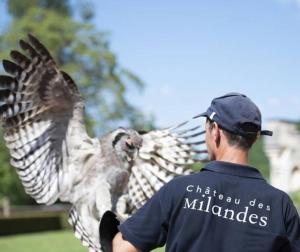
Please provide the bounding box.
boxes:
[1,0,154,133]
[290,190,300,213]
[249,138,270,180]
[0,0,154,204]
[297,121,300,132]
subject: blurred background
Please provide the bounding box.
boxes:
[0,0,299,251]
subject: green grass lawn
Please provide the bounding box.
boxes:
[0,230,164,252]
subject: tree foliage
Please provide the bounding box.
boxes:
[296,121,300,133]
[251,137,300,211]
[0,0,154,133]
[249,138,270,180]
[291,190,300,212]
[0,0,154,204]
[7,0,71,18]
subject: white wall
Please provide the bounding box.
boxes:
[264,121,300,193]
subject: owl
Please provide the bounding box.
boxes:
[0,34,207,251]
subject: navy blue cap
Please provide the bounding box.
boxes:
[195,92,273,137]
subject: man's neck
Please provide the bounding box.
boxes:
[215,146,249,165]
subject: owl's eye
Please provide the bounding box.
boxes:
[112,132,127,147]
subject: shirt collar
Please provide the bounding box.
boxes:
[202,161,265,180]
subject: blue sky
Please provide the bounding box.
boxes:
[1,0,300,127]
[92,0,300,127]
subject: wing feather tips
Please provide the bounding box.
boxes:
[10,50,31,68]
[2,60,22,77]
[60,71,80,95]
[0,75,17,90]
[27,34,52,61]
[68,207,102,252]
[19,39,40,59]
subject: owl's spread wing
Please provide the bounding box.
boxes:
[0,34,99,205]
[128,119,207,210]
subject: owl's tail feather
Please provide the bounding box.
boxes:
[68,206,102,252]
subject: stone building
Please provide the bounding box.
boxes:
[264,120,300,193]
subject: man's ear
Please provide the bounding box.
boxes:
[212,122,221,146]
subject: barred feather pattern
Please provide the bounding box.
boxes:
[127,120,207,211]
[69,207,101,252]
[0,35,105,251]
[0,34,84,205]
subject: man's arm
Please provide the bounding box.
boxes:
[113,232,139,252]
[284,197,300,239]
[112,183,171,252]
[283,194,300,251]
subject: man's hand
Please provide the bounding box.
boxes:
[112,232,140,252]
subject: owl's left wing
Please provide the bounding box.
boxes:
[127,118,207,211]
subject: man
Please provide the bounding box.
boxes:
[112,92,300,252]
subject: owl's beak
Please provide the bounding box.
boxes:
[125,139,134,149]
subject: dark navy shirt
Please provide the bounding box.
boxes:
[119,161,300,252]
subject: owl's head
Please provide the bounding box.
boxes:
[112,128,143,166]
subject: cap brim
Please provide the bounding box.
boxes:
[193,112,208,119]
[261,130,273,136]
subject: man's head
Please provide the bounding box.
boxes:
[196,92,272,161]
